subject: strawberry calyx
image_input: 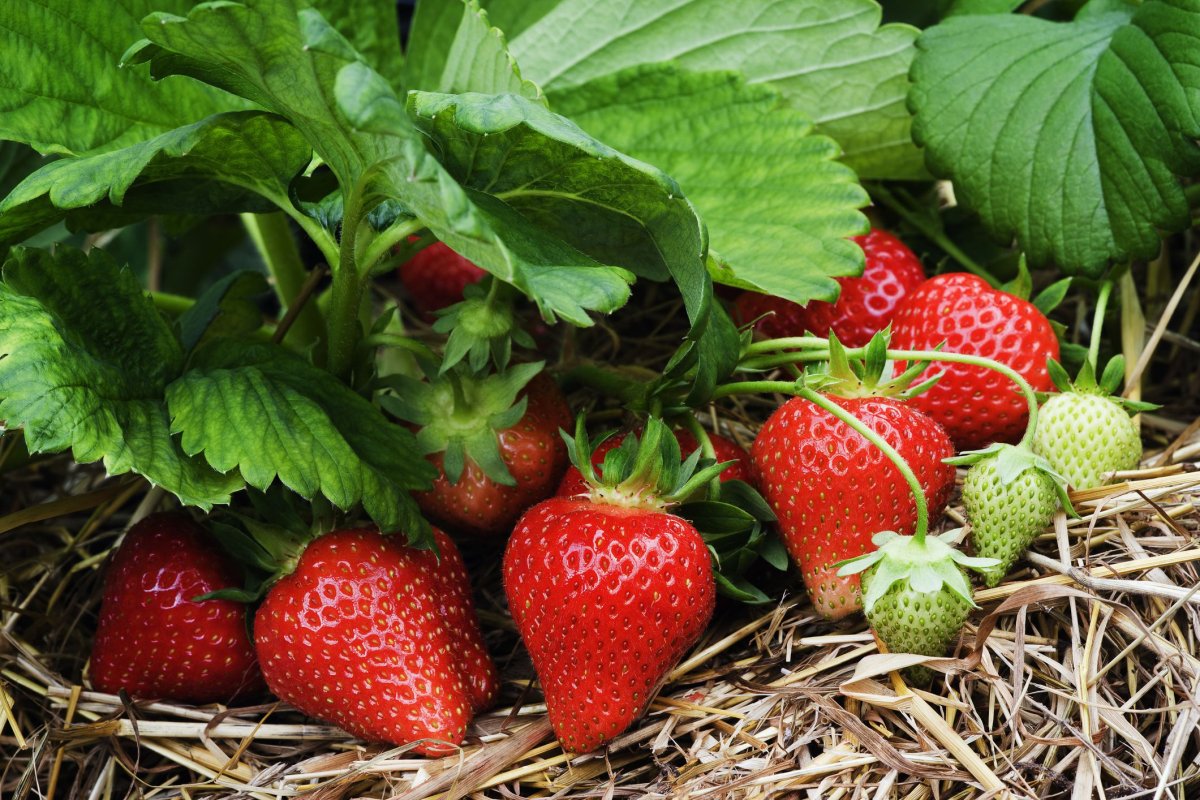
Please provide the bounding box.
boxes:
[563,415,731,512]
[947,442,1074,515]
[809,330,940,400]
[836,528,997,614]
[382,360,544,487]
[433,278,535,374]
[1043,356,1158,415]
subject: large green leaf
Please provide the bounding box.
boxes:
[127,0,394,190]
[910,0,1200,277]
[551,65,869,304]
[167,339,435,539]
[313,0,404,88]
[479,0,562,39]
[0,0,248,156]
[0,112,312,247]
[404,0,542,99]
[509,0,924,179]
[0,248,240,506]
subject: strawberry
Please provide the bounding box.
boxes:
[254,527,497,754]
[383,363,573,537]
[953,444,1067,587]
[556,426,754,497]
[399,241,486,317]
[1032,358,1147,490]
[751,337,955,619]
[889,273,1060,452]
[504,419,721,752]
[838,529,995,682]
[734,228,925,347]
[90,513,263,704]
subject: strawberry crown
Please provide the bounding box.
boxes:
[836,528,997,614]
[807,330,941,400]
[563,415,731,511]
[381,360,543,487]
[432,278,534,374]
[1043,355,1158,415]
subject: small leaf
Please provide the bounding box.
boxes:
[178,271,270,352]
[1033,277,1073,315]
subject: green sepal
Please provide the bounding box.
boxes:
[947,442,1075,516]
[433,278,533,374]
[1000,256,1032,300]
[812,330,943,400]
[379,361,543,486]
[1032,277,1072,316]
[836,528,998,614]
[1040,356,1160,416]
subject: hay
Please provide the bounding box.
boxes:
[3,430,1200,799]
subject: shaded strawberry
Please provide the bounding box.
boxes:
[889,273,1059,452]
[383,364,572,537]
[734,228,926,347]
[90,513,263,704]
[399,241,486,318]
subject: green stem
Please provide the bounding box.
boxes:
[325,189,370,379]
[744,336,841,355]
[242,213,325,351]
[561,363,652,406]
[728,343,1042,447]
[797,387,929,543]
[1088,279,1114,371]
[681,415,722,497]
[870,184,999,287]
[151,291,196,316]
[359,218,427,277]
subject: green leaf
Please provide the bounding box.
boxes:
[945,0,1024,14]
[479,0,561,39]
[910,1,1200,277]
[0,0,250,157]
[313,0,404,88]
[551,66,868,304]
[406,0,542,100]
[167,339,435,538]
[0,142,47,201]
[509,0,925,179]
[0,112,312,247]
[0,247,240,506]
[178,271,270,352]
[128,0,394,190]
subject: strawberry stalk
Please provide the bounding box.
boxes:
[1088,278,1114,371]
[733,343,1041,447]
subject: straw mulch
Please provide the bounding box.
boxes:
[2,412,1199,799]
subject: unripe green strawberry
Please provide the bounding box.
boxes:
[961,448,1061,587]
[838,530,996,682]
[864,571,971,680]
[1034,392,1141,490]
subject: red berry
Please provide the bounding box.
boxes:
[751,396,955,619]
[556,427,754,498]
[734,229,925,347]
[504,498,715,752]
[90,513,263,704]
[417,373,573,536]
[254,527,496,755]
[889,273,1059,451]
[399,242,487,316]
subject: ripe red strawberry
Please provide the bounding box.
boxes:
[254,527,497,755]
[752,395,955,620]
[504,420,719,752]
[90,513,263,704]
[889,273,1059,452]
[399,242,486,317]
[556,427,753,497]
[734,229,925,347]
[385,365,573,537]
